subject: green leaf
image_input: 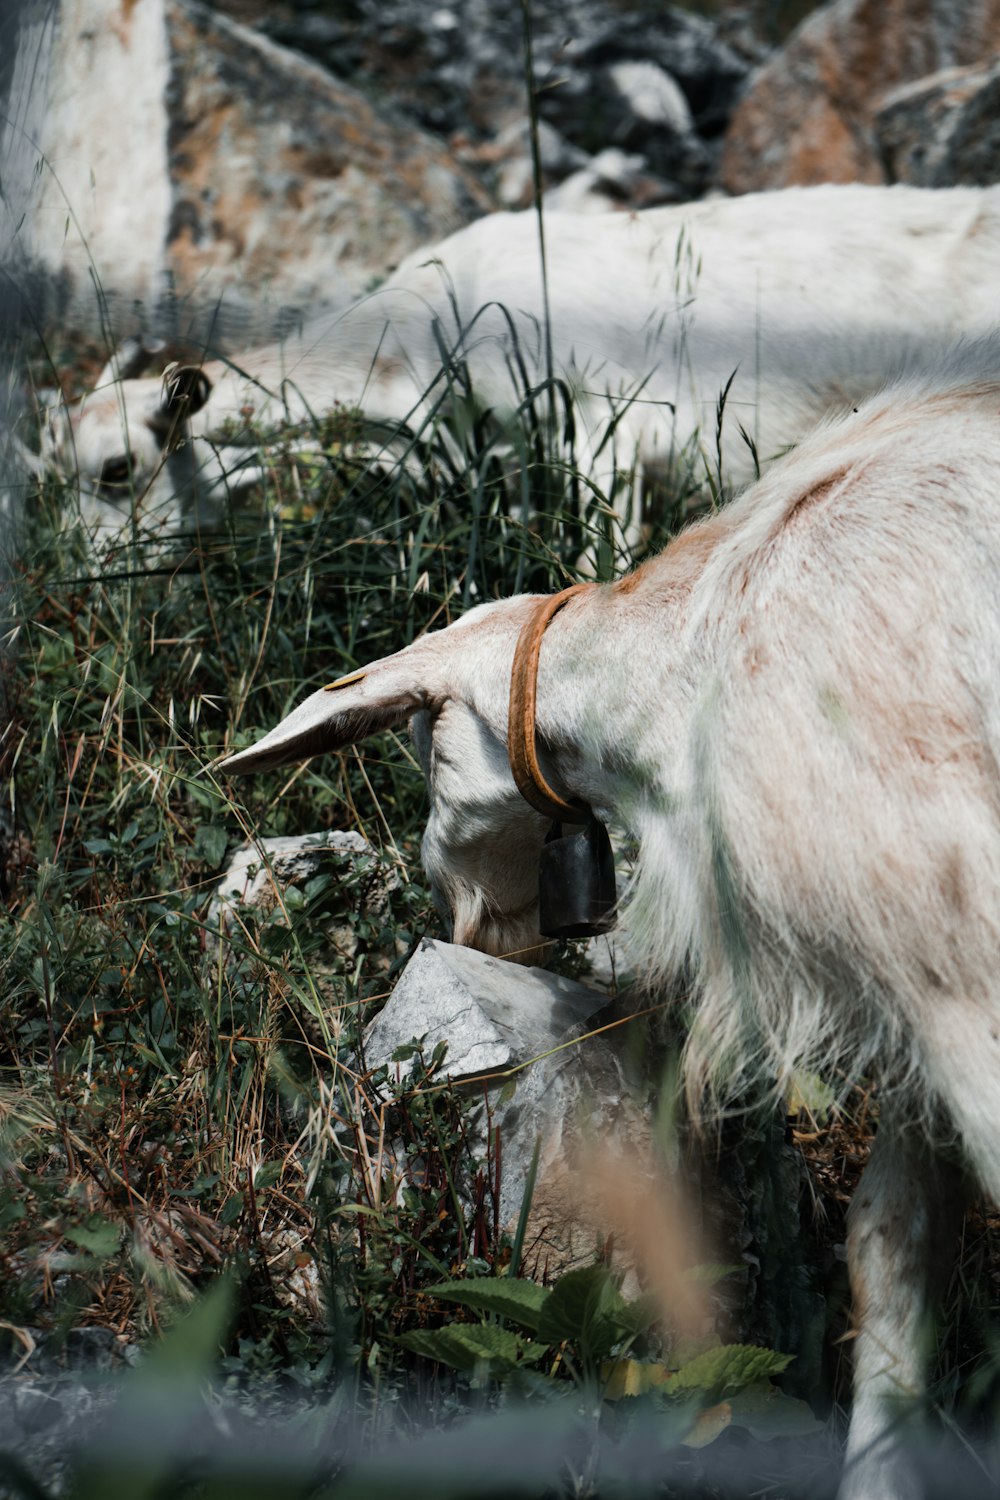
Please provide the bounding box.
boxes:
[135,1274,234,1379]
[727,1380,825,1439]
[220,1194,243,1224]
[427,1277,550,1332]
[614,1292,658,1339]
[787,1069,837,1122]
[669,1344,793,1401]
[82,838,115,856]
[0,1201,26,1230]
[252,1159,283,1190]
[397,1324,544,1374]
[63,1219,120,1258]
[535,1265,629,1360]
[193,824,228,867]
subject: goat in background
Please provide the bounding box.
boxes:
[44,182,1000,547]
[220,340,1000,1499]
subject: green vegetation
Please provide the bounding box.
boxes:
[0,349,757,1494]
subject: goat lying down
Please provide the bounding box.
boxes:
[48,182,1000,541]
[221,345,1000,1498]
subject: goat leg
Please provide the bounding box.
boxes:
[841,1108,967,1500]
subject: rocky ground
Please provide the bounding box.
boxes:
[220,0,763,208]
[8,0,1000,336]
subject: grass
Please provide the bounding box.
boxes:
[3,347,593,1294]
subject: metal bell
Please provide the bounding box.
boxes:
[538,814,617,940]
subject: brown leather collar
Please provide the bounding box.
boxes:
[507,582,595,823]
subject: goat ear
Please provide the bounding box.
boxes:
[155,364,213,427]
[218,658,430,775]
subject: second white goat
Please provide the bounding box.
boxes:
[47,182,1000,547]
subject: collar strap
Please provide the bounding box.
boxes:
[507,582,595,824]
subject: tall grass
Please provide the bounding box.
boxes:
[0,335,671,1365]
[3,345,600,1286]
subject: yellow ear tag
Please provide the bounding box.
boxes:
[323,669,367,692]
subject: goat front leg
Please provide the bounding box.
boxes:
[840,1109,967,1500]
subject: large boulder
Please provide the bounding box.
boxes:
[718,0,1000,193]
[3,0,490,340]
[875,60,1000,186]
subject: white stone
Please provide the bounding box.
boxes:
[366,936,605,1082]
[207,830,398,957]
[607,60,693,135]
[542,148,653,214]
[365,938,646,1248]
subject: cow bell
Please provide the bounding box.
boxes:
[538,814,617,940]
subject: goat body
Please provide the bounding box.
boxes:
[221,343,1000,1498]
[48,182,1000,541]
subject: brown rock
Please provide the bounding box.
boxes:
[875,60,1000,186]
[7,0,491,337]
[718,0,1000,193]
[164,1,492,318]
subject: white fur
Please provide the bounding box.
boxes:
[48,182,1000,542]
[221,340,1000,1497]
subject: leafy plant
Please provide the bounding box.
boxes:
[398,1260,821,1452]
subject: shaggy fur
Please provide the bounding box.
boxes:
[48,182,1000,538]
[221,343,1000,1499]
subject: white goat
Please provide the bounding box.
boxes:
[46,182,1000,544]
[220,342,1000,1498]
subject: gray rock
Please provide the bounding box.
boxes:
[0,1331,136,1500]
[13,1384,63,1434]
[366,936,607,1083]
[365,938,651,1268]
[164,0,491,333]
[208,831,399,962]
[875,60,1000,187]
[61,1326,119,1372]
[606,60,693,135]
[535,50,712,196]
[544,6,749,142]
[492,119,588,209]
[543,148,682,213]
[213,830,368,911]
